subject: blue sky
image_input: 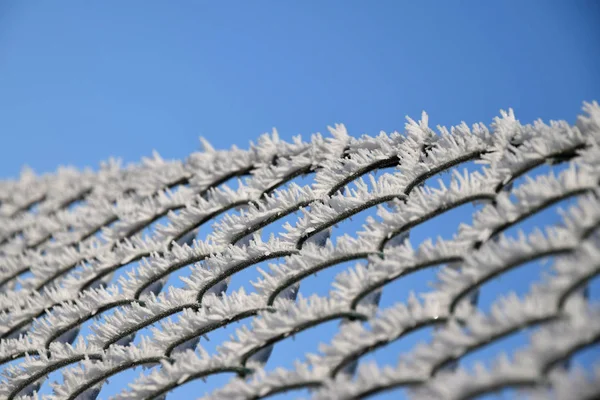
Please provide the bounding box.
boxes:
[0,1,599,399]
[1,1,599,177]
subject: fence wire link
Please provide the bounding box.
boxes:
[1,103,600,400]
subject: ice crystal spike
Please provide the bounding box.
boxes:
[1,103,599,400]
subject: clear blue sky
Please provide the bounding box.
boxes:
[1,1,599,177]
[0,1,599,399]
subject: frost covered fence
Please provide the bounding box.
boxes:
[1,102,600,399]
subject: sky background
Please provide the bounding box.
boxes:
[0,1,599,399]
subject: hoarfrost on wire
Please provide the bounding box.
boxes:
[0,102,599,399]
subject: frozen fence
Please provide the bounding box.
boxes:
[1,103,599,399]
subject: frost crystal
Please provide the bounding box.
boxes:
[1,104,599,399]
